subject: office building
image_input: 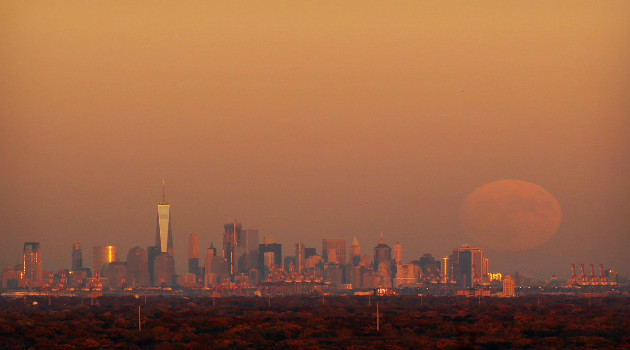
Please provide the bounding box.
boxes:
[222,220,242,279]
[503,275,516,297]
[147,245,160,286]
[373,234,391,269]
[304,247,316,259]
[322,238,346,265]
[236,229,259,273]
[350,237,361,266]
[71,242,82,271]
[105,262,128,289]
[153,253,175,286]
[204,243,228,286]
[441,256,450,283]
[23,242,42,287]
[126,246,149,287]
[188,233,200,277]
[151,180,175,284]
[258,243,282,278]
[155,181,174,256]
[92,246,117,277]
[393,242,402,265]
[451,245,486,288]
[295,242,305,274]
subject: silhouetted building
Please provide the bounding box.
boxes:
[126,246,149,287]
[147,245,160,286]
[2,266,19,289]
[393,242,402,265]
[71,242,82,271]
[324,263,343,287]
[236,229,259,274]
[23,242,43,287]
[350,237,361,266]
[304,247,316,259]
[295,242,305,274]
[188,233,200,277]
[153,253,175,287]
[322,238,346,265]
[105,262,127,289]
[258,243,282,278]
[373,234,391,269]
[204,243,228,286]
[419,253,441,282]
[222,220,242,279]
[451,245,486,288]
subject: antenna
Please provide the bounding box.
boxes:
[162,179,166,203]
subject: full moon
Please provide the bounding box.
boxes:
[459,180,562,251]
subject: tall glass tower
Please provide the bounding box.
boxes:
[155,180,173,255]
[151,179,175,286]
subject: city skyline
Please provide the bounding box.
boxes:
[1,192,624,283]
[1,2,628,281]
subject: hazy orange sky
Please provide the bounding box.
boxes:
[1,1,628,279]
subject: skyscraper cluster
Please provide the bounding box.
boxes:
[2,182,620,293]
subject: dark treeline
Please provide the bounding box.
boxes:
[0,295,628,349]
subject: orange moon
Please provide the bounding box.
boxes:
[459,180,562,251]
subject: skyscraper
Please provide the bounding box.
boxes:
[188,233,200,277]
[151,180,175,286]
[258,242,282,278]
[126,246,149,287]
[93,246,117,277]
[451,245,486,288]
[71,242,82,271]
[236,229,259,273]
[23,242,42,287]
[393,242,402,265]
[295,242,305,274]
[373,234,391,269]
[222,219,242,279]
[155,180,174,256]
[503,275,516,297]
[322,238,346,265]
[350,237,361,266]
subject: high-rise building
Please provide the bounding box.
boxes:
[204,243,228,286]
[350,237,361,266]
[393,242,402,265]
[153,253,175,286]
[236,229,259,273]
[71,242,82,271]
[503,275,516,296]
[373,234,391,269]
[126,246,149,287]
[151,180,175,284]
[23,242,42,287]
[304,247,316,259]
[92,246,117,277]
[105,262,128,289]
[441,256,450,283]
[451,245,486,288]
[295,242,305,274]
[258,243,282,278]
[419,253,441,281]
[322,238,346,265]
[222,220,242,279]
[147,245,160,286]
[155,180,174,256]
[188,233,200,277]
